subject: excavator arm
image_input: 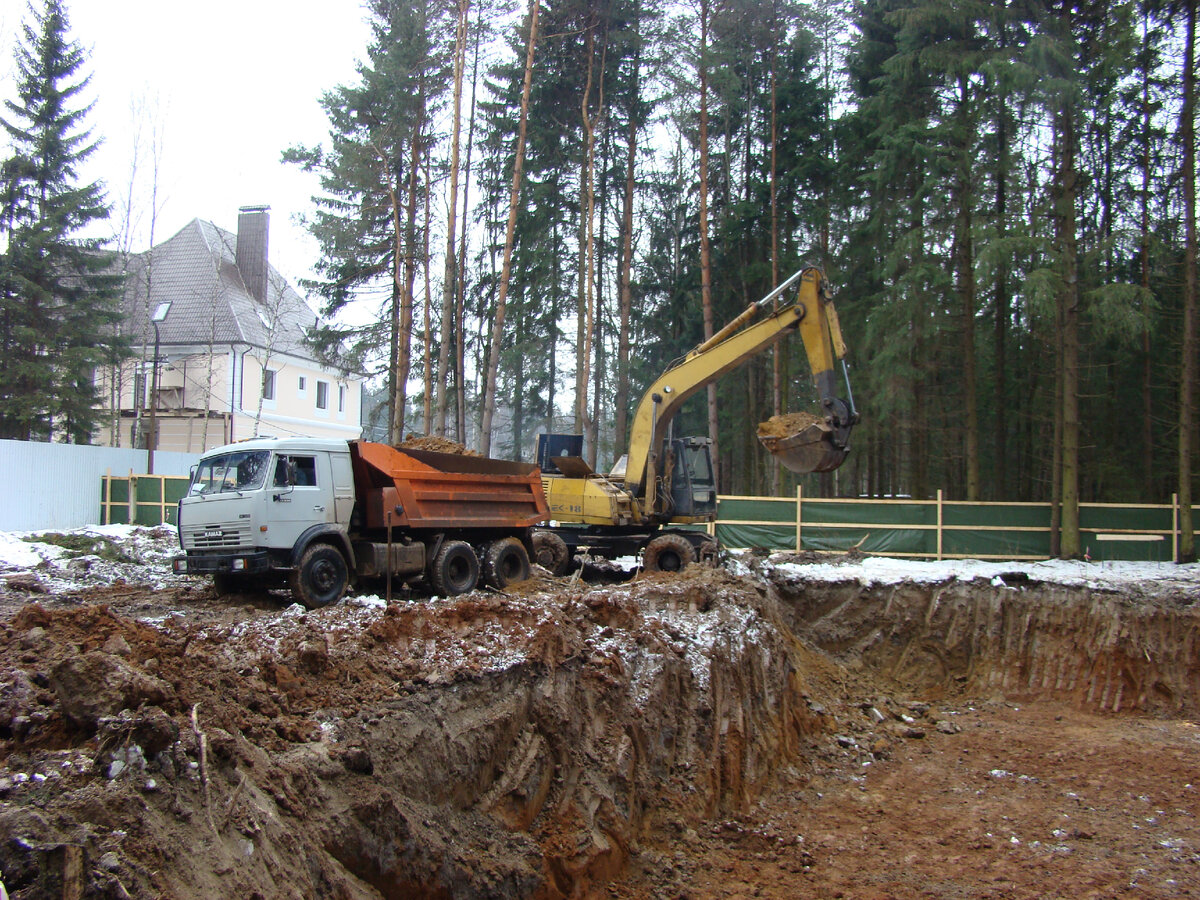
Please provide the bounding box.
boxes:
[624,266,857,515]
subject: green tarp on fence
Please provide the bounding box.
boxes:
[99,474,1194,563]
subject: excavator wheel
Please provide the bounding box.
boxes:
[643,534,696,573]
[532,531,571,576]
[483,537,532,589]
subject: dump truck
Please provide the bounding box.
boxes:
[172,437,549,607]
[532,266,857,574]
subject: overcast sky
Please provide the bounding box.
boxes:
[0,0,371,299]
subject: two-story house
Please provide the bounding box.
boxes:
[96,206,362,453]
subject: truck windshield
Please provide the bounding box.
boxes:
[190,450,272,494]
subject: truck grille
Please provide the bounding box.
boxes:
[181,521,253,552]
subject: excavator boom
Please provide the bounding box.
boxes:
[624,267,857,515]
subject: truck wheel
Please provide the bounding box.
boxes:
[484,537,532,588]
[290,544,349,609]
[430,540,480,596]
[212,572,240,597]
[643,534,696,573]
[531,531,570,576]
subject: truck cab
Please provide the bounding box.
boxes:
[173,437,356,589]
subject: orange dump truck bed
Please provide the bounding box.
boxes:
[349,441,549,531]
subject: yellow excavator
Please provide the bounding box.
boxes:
[531,266,858,574]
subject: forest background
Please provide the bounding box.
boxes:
[287,0,1198,555]
[3,0,1199,562]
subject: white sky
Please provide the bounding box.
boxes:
[0,0,372,297]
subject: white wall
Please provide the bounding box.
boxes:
[0,439,199,531]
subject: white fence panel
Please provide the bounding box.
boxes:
[0,440,199,531]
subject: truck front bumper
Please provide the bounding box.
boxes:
[173,551,273,576]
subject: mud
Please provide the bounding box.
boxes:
[1,540,1199,899]
[0,568,819,898]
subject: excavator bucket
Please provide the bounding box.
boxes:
[757,412,849,474]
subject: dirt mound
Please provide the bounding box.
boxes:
[756,410,823,438]
[398,434,479,456]
[0,568,822,898]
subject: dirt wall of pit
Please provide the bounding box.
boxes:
[769,571,1200,716]
[0,571,832,899]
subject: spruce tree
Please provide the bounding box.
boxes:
[0,0,123,442]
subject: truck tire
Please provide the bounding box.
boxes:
[212,572,240,597]
[483,537,532,588]
[531,531,570,576]
[290,544,349,609]
[430,540,480,596]
[643,534,696,573]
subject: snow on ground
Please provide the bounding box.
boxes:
[748,550,1200,593]
[3,523,1200,598]
[0,524,185,593]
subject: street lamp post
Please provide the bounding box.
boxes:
[147,302,171,475]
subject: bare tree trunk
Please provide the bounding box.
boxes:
[1180,0,1197,561]
[1057,103,1082,558]
[436,0,470,437]
[957,74,980,502]
[480,0,539,455]
[576,21,605,466]
[698,0,719,485]
[455,4,483,443]
[422,146,433,434]
[394,119,422,441]
[1140,3,1154,497]
[769,0,781,495]
[993,99,1009,499]
[614,32,640,455]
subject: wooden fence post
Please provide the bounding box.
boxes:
[795,484,803,553]
[937,489,944,561]
[1173,492,1180,563]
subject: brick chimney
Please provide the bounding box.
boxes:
[235,205,270,302]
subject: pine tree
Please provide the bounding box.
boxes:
[0,0,124,443]
[285,0,450,443]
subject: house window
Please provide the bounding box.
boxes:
[338,384,346,413]
[298,376,307,395]
[316,381,328,410]
[262,369,276,401]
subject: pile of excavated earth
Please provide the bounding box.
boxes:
[0,527,1198,898]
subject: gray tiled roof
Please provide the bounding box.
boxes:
[120,218,319,360]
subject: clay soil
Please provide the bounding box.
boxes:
[612,702,1200,899]
[398,435,480,456]
[1,543,1198,899]
[756,411,823,439]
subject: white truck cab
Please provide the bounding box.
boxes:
[174,437,356,592]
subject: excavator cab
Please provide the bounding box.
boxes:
[665,436,717,520]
